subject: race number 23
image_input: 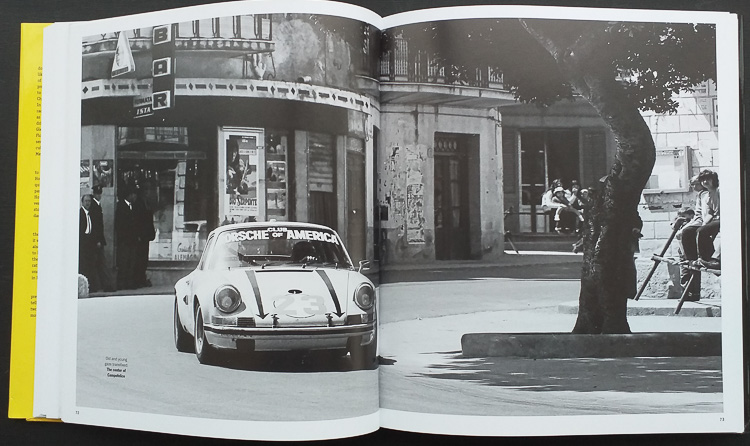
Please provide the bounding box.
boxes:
[274,295,326,316]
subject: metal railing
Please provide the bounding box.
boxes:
[379,37,503,89]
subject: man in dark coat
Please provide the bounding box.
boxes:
[79,192,98,287]
[132,188,155,288]
[89,185,114,292]
[115,187,139,289]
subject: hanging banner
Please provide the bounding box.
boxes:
[111,31,135,77]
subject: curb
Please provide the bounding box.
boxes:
[380,252,583,273]
[461,332,722,358]
[557,299,722,317]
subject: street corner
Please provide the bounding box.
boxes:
[460,331,722,359]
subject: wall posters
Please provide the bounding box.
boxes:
[224,134,260,222]
[80,160,90,188]
[92,159,113,188]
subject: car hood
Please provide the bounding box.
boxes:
[218,266,355,326]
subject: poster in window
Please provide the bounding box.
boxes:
[80,159,90,188]
[92,159,113,188]
[225,136,259,219]
[266,161,286,185]
[266,189,287,211]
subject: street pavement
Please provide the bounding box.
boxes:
[76,294,379,422]
[81,252,729,421]
[377,255,726,418]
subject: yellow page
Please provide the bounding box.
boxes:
[9,22,51,420]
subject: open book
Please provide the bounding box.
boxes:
[10,0,745,441]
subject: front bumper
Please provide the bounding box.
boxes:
[203,321,376,351]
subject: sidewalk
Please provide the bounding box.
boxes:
[559,296,722,317]
[91,251,723,321]
[380,250,583,273]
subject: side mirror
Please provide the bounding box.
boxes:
[358,260,371,273]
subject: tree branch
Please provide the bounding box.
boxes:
[518,19,563,63]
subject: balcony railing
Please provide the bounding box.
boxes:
[379,37,503,89]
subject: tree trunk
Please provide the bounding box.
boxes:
[520,21,656,334]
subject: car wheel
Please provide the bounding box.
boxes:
[194,306,217,364]
[174,298,194,353]
[349,334,377,370]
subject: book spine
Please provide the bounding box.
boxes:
[9,22,50,420]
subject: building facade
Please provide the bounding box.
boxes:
[79,14,379,284]
[376,35,718,265]
[80,19,719,275]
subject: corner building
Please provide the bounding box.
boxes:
[79,15,379,284]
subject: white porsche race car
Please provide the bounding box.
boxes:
[173,222,377,369]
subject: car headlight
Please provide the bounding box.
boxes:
[214,285,242,313]
[353,283,375,311]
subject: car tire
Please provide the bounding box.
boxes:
[349,334,377,370]
[194,306,217,365]
[174,298,194,353]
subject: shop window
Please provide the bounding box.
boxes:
[346,138,366,263]
[117,126,208,262]
[265,132,289,220]
[308,133,337,230]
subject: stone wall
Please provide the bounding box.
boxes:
[638,81,719,255]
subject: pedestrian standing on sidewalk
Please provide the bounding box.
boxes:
[90,185,114,292]
[132,186,156,288]
[115,186,139,290]
[79,191,97,288]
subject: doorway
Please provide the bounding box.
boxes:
[519,129,580,232]
[434,133,472,260]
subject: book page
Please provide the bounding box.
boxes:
[36,0,384,441]
[375,5,744,436]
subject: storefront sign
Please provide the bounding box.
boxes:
[133,95,153,118]
[151,24,175,112]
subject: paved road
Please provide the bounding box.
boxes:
[76,294,379,421]
[378,263,724,417]
[76,262,724,423]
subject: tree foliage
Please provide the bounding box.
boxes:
[388,19,716,113]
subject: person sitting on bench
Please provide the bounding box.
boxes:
[680,170,721,300]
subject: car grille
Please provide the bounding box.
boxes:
[236,317,256,328]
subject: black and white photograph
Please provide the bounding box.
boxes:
[371,9,741,435]
[73,7,381,432]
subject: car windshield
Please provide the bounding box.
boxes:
[208,226,352,270]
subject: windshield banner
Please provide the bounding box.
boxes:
[224,227,339,245]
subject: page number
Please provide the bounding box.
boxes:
[719,417,724,421]
[75,410,79,415]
